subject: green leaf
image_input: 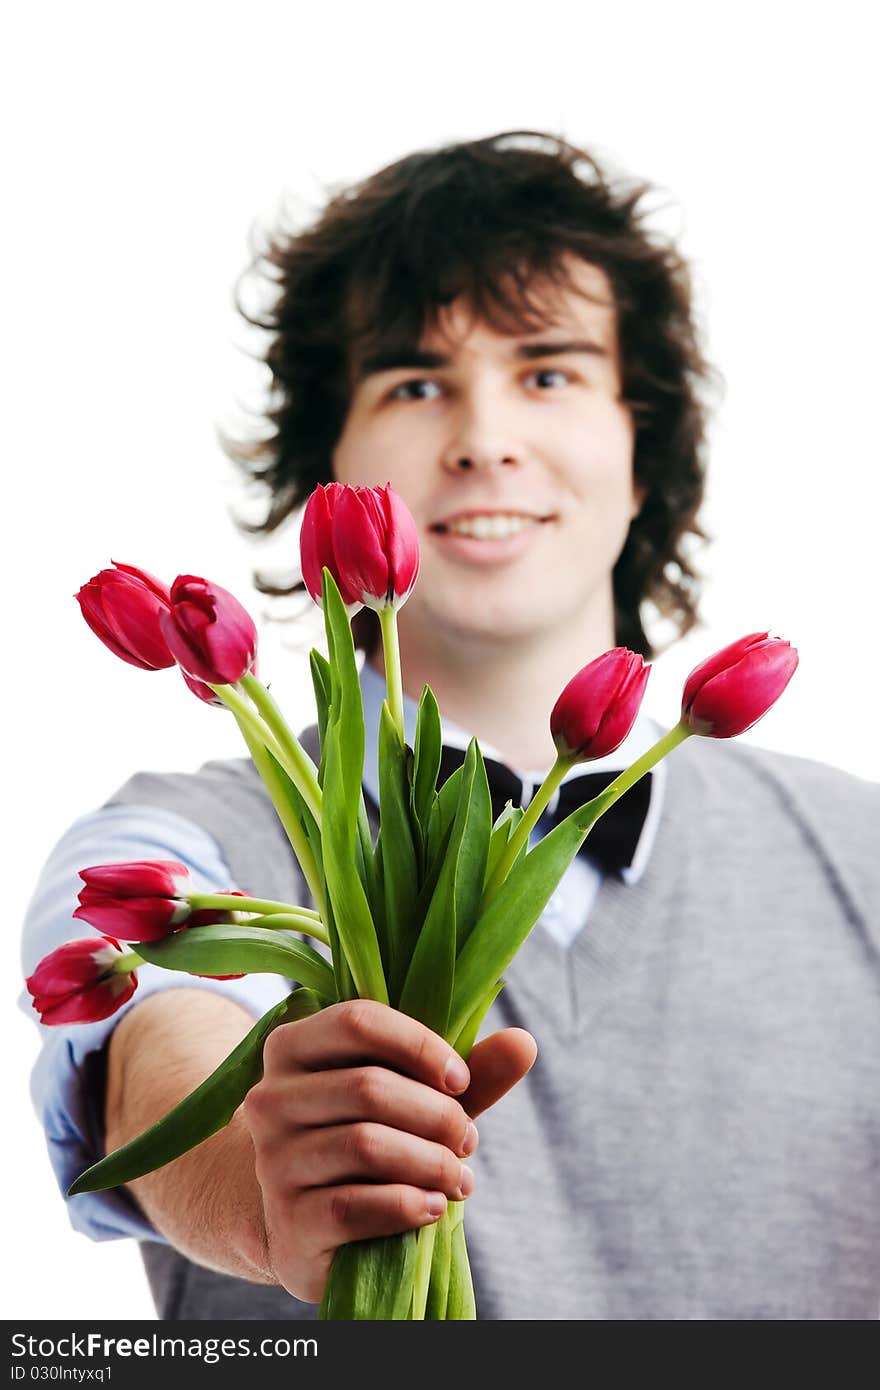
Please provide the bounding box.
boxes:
[270,750,324,881]
[323,729,387,1003]
[136,925,335,998]
[68,989,323,1195]
[412,812,452,928]
[452,979,505,1058]
[450,740,491,953]
[325,897,357,1003]
[398,739,490,1034]
[377,701,420,1002]
[426,763,462,871]
[355,792,380,919]
[321,571,387,1003]
[309,647,332,778]
[447,802,595,1040]
[412,685,442,842]
[322,569,364,815]
[425,1206,452,1319]
[485,803,525,887]
[319,1231,418,1320]
[435,762,463,837]
[445,1204,476,1320]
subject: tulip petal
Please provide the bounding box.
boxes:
[682,632,769,715]
[75,563,175,671]
[26,936,138,1026]
[73,897,183,941]
[300,486,338,604]
[161,577,258,684]
[35,973,137,1026]
[689,644,799,737]
[79,860,190,895]
[335,487,390,605]
[551,649,649,759]
[382,485,421,598]
[109,561,172,605]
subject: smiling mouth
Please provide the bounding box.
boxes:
[430,513,554,540]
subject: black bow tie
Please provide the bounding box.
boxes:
[436,743,652,876]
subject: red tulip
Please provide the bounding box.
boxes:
[334,484,420,611]
[300,483,363,610]
[26,936,138,1026]
[73,860,193,942]
[301,482,420,612]
[681,631,799,737]
[75,561,175,670]
[551,648,651,761]
[159,575,258,686]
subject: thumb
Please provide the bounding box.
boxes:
[459,1027,537,1120]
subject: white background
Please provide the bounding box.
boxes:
[4,0,877,1320]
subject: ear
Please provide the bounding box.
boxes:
[631,481,647,519]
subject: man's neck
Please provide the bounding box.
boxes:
[370,613,617,775]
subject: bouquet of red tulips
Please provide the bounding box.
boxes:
[26,481,799,1319]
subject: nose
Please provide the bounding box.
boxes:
[440,390,522,474]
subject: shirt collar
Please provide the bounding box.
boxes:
[359,657,665,884]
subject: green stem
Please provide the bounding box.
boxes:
[239,912,331,948]
[482,753,570,905]
[240,674,323,826]
[585,720,692,823]
[186,898,329,947]
[378,606,405,744]
[232,713,329,925]
[411,1221,438,1320]
[481,721,694,907]
[113,951,144,972]
[208,683,292,777]
[188,894,322,922]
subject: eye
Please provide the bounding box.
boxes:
[388,378,443,402]
[525,368,572,391]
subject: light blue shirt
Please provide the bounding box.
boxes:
[19,664,665,1243]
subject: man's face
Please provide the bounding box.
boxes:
[332,257,643,656]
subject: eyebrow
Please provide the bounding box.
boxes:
[355,338,609,381]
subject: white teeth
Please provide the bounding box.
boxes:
[444,514,540,540]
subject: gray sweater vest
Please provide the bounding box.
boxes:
[107,731,880,1320]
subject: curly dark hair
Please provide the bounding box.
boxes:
[225,130,719,658]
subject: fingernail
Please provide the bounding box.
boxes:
[426,1192,447,1218]
[459,1164,475,1197]
[444,1054,469,1093]
[461,1122,478,1157]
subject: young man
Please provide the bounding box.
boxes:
[22,132,880,1320]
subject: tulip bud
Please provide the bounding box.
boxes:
[551,648,651,762]
[334,483,420,612]
[75,561,175,671]
[300,482,420,612]
[26,936,138,1026]
[159,575,258,686]
[681,631,799,738]
[300,483,363,612]
[73,860,193,942]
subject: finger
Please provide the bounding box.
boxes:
[459,1027,538,1119]
[265,999,471,1095]
[273,1067,478,1157]
[297,1183,449,1258]
[289,1122,475,1202]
